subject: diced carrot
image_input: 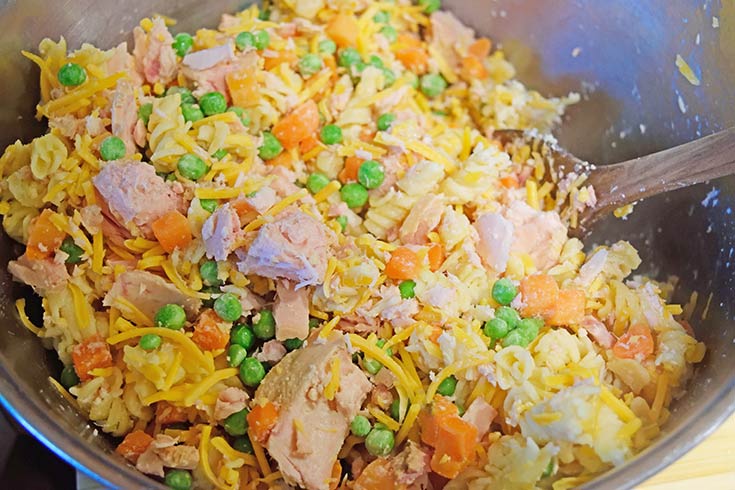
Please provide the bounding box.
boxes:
[430,415,477,478]
[429,326,443,344]
[272,100,320,150]
[339,155,363,183]
[467,38,492,59]
[72,335,113,382]
[427,243,444,272]
[231,198,254,216]
[359,127,376,142]
[393,34,429,74]
[353,458,402,490]
[385,247,420,280]
[26,209,66,260]
[299,133,320,154]
[192,309,230,351]
[226,68,258,108]
[267,150,294,168]
[460,56,488,80]
[500,174,520,189]
[520,274,559,318]
[247,401,280,443]
[155,401,189,425]
[420,396,459,447]
[613,323,655,359]
[325,13,359,48]
[263,50,298,71]
[116,430,154,463]
[548,289,586,326]
[151,211,192,254]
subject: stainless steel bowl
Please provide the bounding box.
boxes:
[0,1,733,488]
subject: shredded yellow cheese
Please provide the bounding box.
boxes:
[164,351,183,391]
[210,436,259,468]
[599,386,637,423]
[200,425,232,490]
[15,298,41,336]
[112,297,154,327]
[162,259,211,299]
[395,403,422,445]
[425,354,493,403]
[324,356,341,401]
[182,368,239,406]
[313,180,341,203]
[37,72,125,118]
[91,231,104,273]
[318,315,341,340]
[107,327,214,372]
[405,140,455,173]
[249,432,272,476]
[48,376,80,409]
[368,406,400,431]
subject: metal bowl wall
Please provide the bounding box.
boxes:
[0,1,733,488]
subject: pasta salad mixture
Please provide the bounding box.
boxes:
[0,1,706,489]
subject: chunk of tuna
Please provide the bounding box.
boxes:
[135,435,199,477]
[237,211,331,287]
[111,79,139,155]
[390,441,431,486]
[429,11,475,71]
[8,254,69,294]
[103,270,201,319]
[581,315,616,349]
[214,387,249,420]
[461,397,496,441]
[474,212,514,273]
[504,200,567,271]
[133,18,177,85]
[255,338,372,490]
[257,340,288,363]
[182,50,258,100]
[399,194,444,245]
[273,280,310,341]
[202,203,242,261]
[182,42,235,71]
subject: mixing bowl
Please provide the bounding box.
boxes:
[0,1,733,488]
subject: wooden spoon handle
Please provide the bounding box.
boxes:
[581,126,735,229]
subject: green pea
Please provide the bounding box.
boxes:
[338,47,362,68]
[373,422,389,431]
[318,39,337,54]
[139,333,162,351]
[200,199,218,213]
[357,160,385,190]
[138,103,153,125]
[180,102,204,122]
[380,25,398,43]
[60,236,84,264]
[382,68,396,87]
[166,86,196,104]
[398,280,416,299]
[495,306,521,329]
[154,304,187,330]
[350,415,372,437]
[517,317,543,340]
[252,309,276,340]
[100,136,126,161]
[232,435,254,454]
[418,0,441,13]
[212,149,228,160]
[177,153,208,180]
[231,324,255,350]
[336,215,348,232]
[253,30,270,50]
[437,375,458,396]
[235,31,255,51]
[228,344,248,367]
[377,113,396,132]
[60,365,79,389]
[57,63,86,87]
[340,182,369,208]
[299,53,323,77]
[258,131,283,160]
[483,317,509,341]
[214,293,243,322]
[283,338,304,351]
[199,91,227,116]
[223,407,250,436]
[365,428,395,456]
[239,357,266,387]
[363,357,382,375]
[307,173,331,194]
[389,399,401,421]
[227,106,250,126]
[164,469,192,490]
[492,278,518,306]
[172,33,194,57]
[200,260,221,287]
[258,9,271,21]
[373,10,390,23]
[420,73,447,98]
[320,124,343,145]
[502,329,533,348]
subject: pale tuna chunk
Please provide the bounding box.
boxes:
[214,387,249,420]
[103,270,201,319]
[461,397,497,441]
[111,79,138,155]
[390,441,431,486]
[255,337,372,490]
[202,203,242,261]
[93,160,182,238]
[235,186,279,214]
[106,42,143,86]
[136,435,199,477]
[182,50,258,101]
[430,11,475,70]
[132,17,177,85]
[8,255,69,294]
[257,340,288,363]
[182,42,235,71]
[237,211,331,287]
[504,200,567,271]
[474,212,514,273]
[581,315,616,349]
[273,280,310,341]
[399,194,444,245]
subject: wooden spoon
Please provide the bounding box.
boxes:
[494,127,735,237]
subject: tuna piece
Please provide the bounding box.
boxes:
[132,17,178,85]
[202,203,242,261]
[182,42,235,71]
[111,79,139,154]
[135,435,199,477]
[429,11,475,71]
[581,315,616,349]
[214,387,249,420]
[504,200,567,271]
[399,194,444,245]
[474,212,514,273]
[93,160,182,238]
[237,211,331,287]
[273,280,310,341]
[234,186,279,215]
[390,441,432,486]
[103,270,201,319]
[8,255,69,294]
[461,397,496,441]
[256,340,288,363]
[182,49,258,100]
[255,337,372,490]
